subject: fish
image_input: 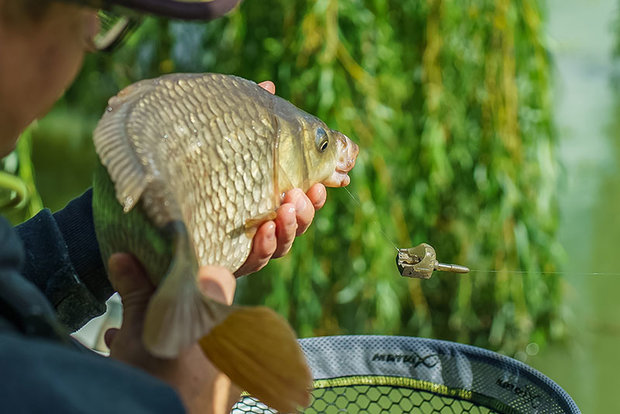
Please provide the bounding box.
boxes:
[91,72,359,412]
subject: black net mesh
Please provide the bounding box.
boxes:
[231,336,579,414]
[234,385,497,413]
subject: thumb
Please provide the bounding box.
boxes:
[107,253,155,327]
[197,265,236,306]
[108,253,154,296]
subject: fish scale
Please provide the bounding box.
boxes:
[123,75,273,271]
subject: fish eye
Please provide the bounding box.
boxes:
[315,127,329,152]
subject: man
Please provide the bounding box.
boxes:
[0,0,326,412]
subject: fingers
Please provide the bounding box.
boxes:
[273,202,297,258]
[105,253,238,414]
[306,183,327,210]
[257,80,276,95]
[234,203,298,273]
[197,265,237,305]
[234,222,276,277]
[282,188,318,237]
[236,186,326,274]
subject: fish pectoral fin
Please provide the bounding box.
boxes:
[244,211,278,237]
[142,221,231,357]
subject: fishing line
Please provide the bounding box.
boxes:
[467,269,620,277]
[343,186,399,252]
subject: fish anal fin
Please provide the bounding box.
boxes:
[143,221,231,357]
[142,275,234,357]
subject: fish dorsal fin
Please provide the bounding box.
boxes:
[93,80,156,212]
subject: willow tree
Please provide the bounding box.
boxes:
[5,0,563,355]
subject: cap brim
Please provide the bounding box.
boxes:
[105,0,242,20]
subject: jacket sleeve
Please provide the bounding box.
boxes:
[15,189,113,331]
[0,331,186,414]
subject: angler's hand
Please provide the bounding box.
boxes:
[105,253,240,414]
[234,81,327,277]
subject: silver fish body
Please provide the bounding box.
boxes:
[94,72,358,277]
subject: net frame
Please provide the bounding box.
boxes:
[232,335,580,414]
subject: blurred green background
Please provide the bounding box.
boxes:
[2,0,620,411]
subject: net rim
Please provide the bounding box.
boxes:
[298,335,580,414]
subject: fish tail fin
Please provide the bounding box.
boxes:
[143,223,312,412]
[199,306,312,413]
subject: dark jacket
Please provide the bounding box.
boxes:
[0,190,185,413]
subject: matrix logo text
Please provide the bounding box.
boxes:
[371,352,439,368]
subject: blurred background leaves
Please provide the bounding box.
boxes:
[1,0,564,356]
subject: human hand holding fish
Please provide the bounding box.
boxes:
[232,78,327,277]
[105,253,241,414]
[235,185,326,276]
[92,73,358,412]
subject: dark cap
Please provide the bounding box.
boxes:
[77,0,242,20]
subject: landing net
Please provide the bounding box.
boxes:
[231,335,579,413]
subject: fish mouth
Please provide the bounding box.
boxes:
[324,134,359,187]
[326,171,352,187]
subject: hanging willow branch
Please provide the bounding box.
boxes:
[38,0,563,354]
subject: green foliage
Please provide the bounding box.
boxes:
[230,0,562,354]
[0,128,44,222]
[7,0,563,354]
